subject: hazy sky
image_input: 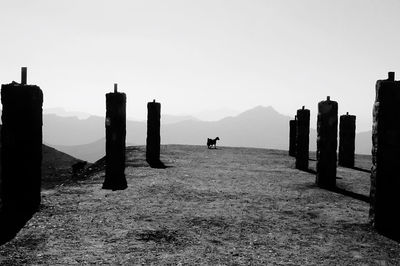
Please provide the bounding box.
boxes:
[1,0,399,131]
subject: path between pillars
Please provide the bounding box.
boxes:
[0,145,399,265]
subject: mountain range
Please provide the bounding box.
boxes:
[42,106,372,162]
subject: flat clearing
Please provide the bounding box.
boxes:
[1,145,399,265]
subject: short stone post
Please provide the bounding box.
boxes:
[295,106,310,170]
[102,84,127,190]
[1,67,43,216]
[370,72,400,241]
[289,116,297,157]
[338,112,356,167]
[146,100,161,165]
[316,96,338,189]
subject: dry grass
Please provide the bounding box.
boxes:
[0,145,399,265]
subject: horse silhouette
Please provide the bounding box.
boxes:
[207,137,220,149]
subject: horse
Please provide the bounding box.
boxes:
[207,137,220,149]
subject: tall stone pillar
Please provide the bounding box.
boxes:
[289,116,297,157]
[102,84,127,190]
[0,67,43,241]
[146,100,161,165]
[316,96,338,189]
[370,72,400,241]
[338,112,356,167]
[295,107,310,170]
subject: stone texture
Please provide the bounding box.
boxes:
[316,97,338,189]
[370,72,400,241]
[338,113,356,167]
[295,108,310,170]
[102,90,127,190]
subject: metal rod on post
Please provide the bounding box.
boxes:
[21,67,27,85]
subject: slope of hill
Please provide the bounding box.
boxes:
[52,138,105,163]
[0,125,82,189]
[41,144,82,188]
[1,145,397,264]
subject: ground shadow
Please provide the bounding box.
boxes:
[296,164,370,203]
[147,159,170,169]
[349,166,370,173]
[328,186,370,203]
[0,209,35,245]
[303,168,316,174]
[297,182,370,203]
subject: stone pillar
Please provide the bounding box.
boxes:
[289,116,297,157]
[338,112,356,167]
[1,67,43,216]
[102,84,127,190]
[295,106,310,170]
[146,100,161,165]
[316,96,338,189]
[370,72,400,241]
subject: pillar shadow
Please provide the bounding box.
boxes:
[302,168,316,174]
[296,164,369,203]
[328,186,370,203]
[0,208,36,245]
[147,159,169,169]
[349,166,370,173]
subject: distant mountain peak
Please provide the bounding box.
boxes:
[235,105,281,118]
[44,107,92,119]
[252,105,276,112]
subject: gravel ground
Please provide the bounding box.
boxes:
[0,145,399,265]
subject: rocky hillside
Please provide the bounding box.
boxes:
[0,125,83,189]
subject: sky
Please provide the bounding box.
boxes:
[0,0,399,131]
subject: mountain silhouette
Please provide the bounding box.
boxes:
[41,106,371,162]
[43,107,91,119]
[52,138,106,163]
[161,106,292,149]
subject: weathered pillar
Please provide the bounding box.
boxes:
[289,116,297,157]
[146,100,161,165]
[370,72,400,241]
[0,67,43,216]
[338,112,356,167]
[295,106,310,170]
[316,96,338,189]
[102,84,127,190]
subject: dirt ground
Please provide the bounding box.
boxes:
[0,145,399,265]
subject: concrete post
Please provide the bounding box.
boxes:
[295,106,310,170]
[146,100,161,165]
[338,112,356,167]
[370,72,400,241]
[0,67,43,217]
[102,84,127,190]
[289,116,297,157]
[316,96,338,189]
